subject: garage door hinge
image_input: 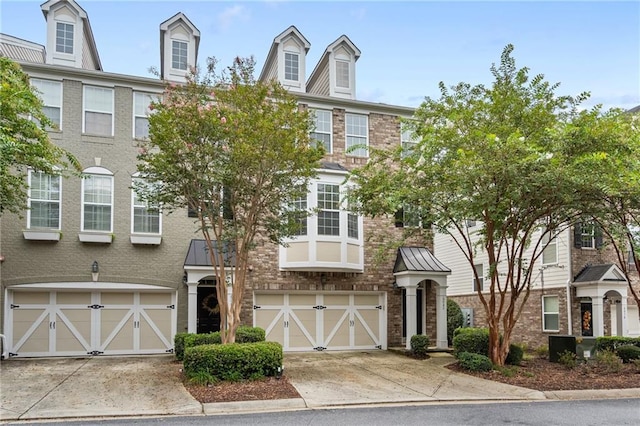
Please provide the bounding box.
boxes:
[313,305,326,310]
[167,304,175,309]
[88,350,104,356]
[10,304,20,309]
[376,305,383,310]
[375,345,382,349]
[313,346,327,351]
[88,304,104,309]
[253,305,261,309]
[166,348,174,353]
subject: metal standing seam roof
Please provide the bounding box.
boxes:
[393,247,451,273]
[183,239,236,267]
[573,264,626,283]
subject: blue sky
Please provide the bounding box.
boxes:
[1,0,638,110]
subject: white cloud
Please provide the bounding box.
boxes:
[217,5,250,32]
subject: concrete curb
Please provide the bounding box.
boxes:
[543,388,640,400]
[202,398,307,415]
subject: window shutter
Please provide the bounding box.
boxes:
[222,188,233,220]
[595,225,603,249]
[573,223,582,248]
[394,208,404,228]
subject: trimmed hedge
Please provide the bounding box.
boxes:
[616,345,640,363]
[453,327,489,356]
[457,351,493,372]
[594,336,640,353]
[410,335,430,357]
[175,326,266,361]
[505,344,524,366]
[183,341,283,381]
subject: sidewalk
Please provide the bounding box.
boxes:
[1,352,638,422]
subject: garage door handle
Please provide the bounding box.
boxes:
[49,322,55,329]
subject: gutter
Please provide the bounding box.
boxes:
[566,228,573,335]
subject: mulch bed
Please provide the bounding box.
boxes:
[183,375,301,403]
[446,357,640,391]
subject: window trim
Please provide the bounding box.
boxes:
[31,78,62,130]
[130,177,162,236]
[171,39,188,71]
[317,182,341,236]
[284,51,299,82]
[472,263,484,292]
[542,295,560,332]
[335,59,350,89]
[82,85,114,136]
[81,167,114,234]
[541,230,558,265]
[133,92,154,139]
[27,170,61,231]
[310,109,332,154]
[55,21,74,55]
[345,113,369,158]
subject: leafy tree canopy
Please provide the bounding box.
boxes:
[0,57,80,215]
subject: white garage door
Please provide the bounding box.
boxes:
[253,292,386,352]
[7,290,176,358]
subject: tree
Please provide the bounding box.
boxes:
[136,57,324,343]
[572,107,640,311]
[348,45,607,365]
[0,57,80,215]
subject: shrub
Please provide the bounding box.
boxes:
[594,349,623,373]
[457,351,493,372]
[175,327,266,361]
[183,341,283,382]
[594,336,640,353]
[453,327,489,356]
[558,350,577,369]
[615,345,640,363]
[534,344,549,359]
[447,299,464,346]
[410,335,430,357]
[505,343,524,366]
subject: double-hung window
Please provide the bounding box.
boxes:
[83,86,114,136]
[31,79,62,129]
[28,171,61,229]
[82,170,114,232]
[336,60,349,88]
[317,183,340,236]
[284,52,299,81]
[131,178,160,234]
[542,295,559,332]
[133,92,154,139]
[172,40,188,70]
[345,113,368,157]
[580,222,595,248]
[401,127,418,158]
[292,192,308,236]
[541,230,558,265]
[55,22,73,54]
[310,109,332,153]
[473,264,484,292]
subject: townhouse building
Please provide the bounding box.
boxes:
[436,223,640,349]
[0,0,450,358]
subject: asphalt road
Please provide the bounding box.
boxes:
[12,398,640,426]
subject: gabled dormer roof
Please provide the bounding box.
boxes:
[307,35,360,99]
[259,25,311,93]
[41,0,101,70]
[159,12,201,82]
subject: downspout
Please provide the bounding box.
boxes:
[566,228,573,335]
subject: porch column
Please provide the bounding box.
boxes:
[591,297,605,337]
[617,297,628,336]
[404,284,418,350]
[435,284,448,349]
[186,280,199,333]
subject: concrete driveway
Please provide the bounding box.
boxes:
[0,355,201,421]
[284,350,545,407]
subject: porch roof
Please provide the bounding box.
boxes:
[573,264,626,284]
[393,247,450,274]
[183,239,236,267]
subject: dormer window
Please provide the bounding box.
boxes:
[172,40,188,70]
[55,22,73,54]
[336,60,349,88]
[284,52,299,81]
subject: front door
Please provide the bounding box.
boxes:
[402,287,424,338]
[197,286,220,334]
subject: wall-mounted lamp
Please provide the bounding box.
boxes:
[91,261,99,282]
[392,281,398,290]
